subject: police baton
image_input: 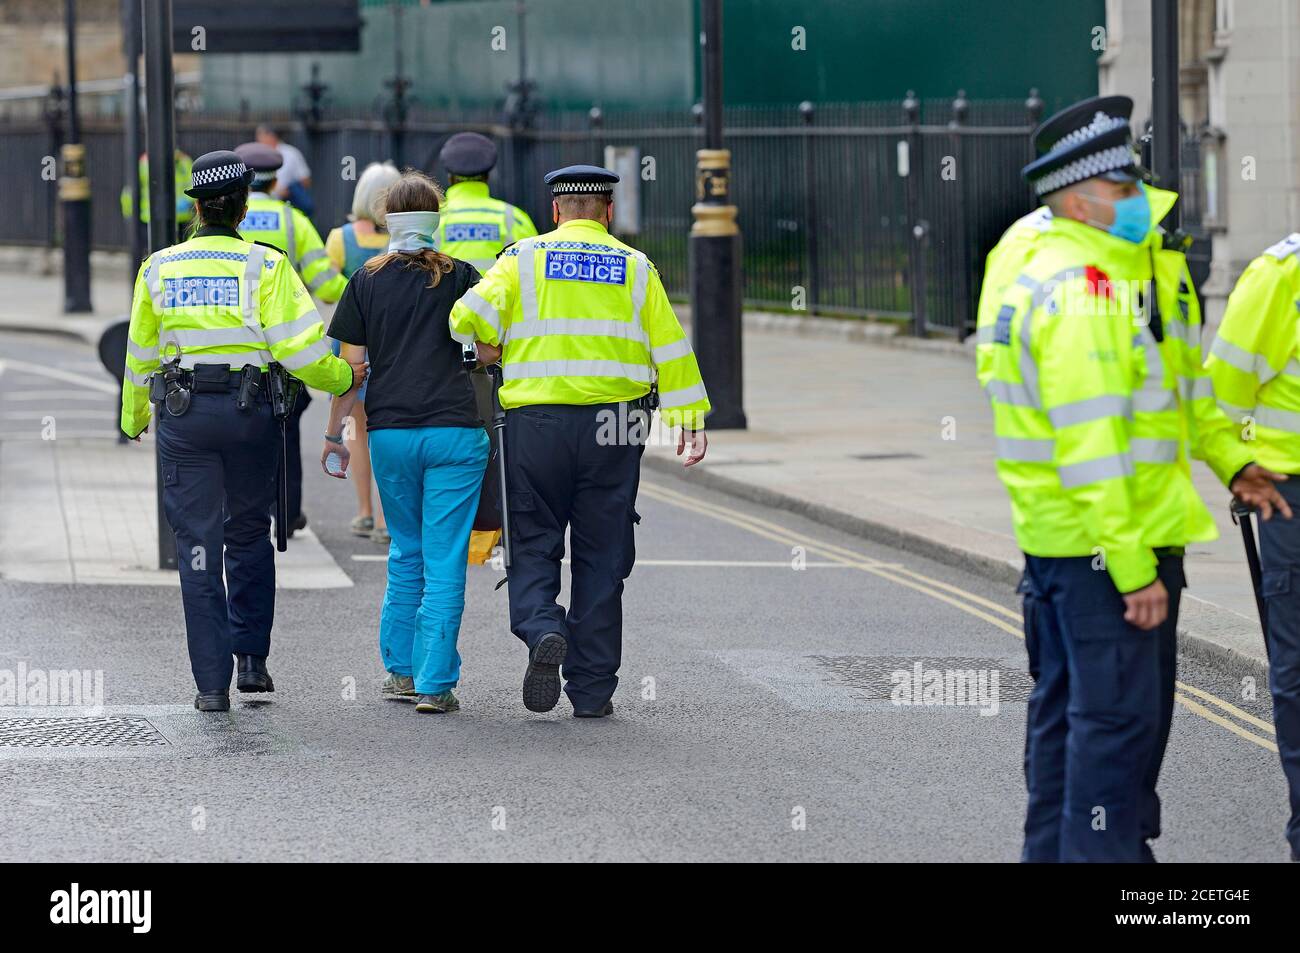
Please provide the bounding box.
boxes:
[268,364,292,553]
[490,362,511,588]
[1230,498,1269,638]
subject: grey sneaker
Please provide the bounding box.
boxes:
[381,673,416,698]
[415,690,460,713]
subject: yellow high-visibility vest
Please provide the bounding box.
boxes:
[977,186,1250,551]
[121,231,353,438]
[979,215,1155,592]
[1207,233,1300,473]
[238,193,346,303]
[436,180,538,273]
[449,218,710,430]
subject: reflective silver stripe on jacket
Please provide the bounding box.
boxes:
[1185,375,1216,401]
[659,381,709,408]
[995,436,1055,462]
[1253,405,1300,434]
[1130,438,1179,463]
[124,366,151,387]
[238,244,276,365]
[1210,336,1280,384]
[264,310,324,346]
[1047,394,1132,428]
[460,288,504,336]
[161,326,266,350]
[127,340,158,363]
[299,248,327,268]
[1133,326,1177,414]
[503,359,653,383]
[144,252,163,311]
[1057,453,1134,488]
[516,237,539,323]
[277,338,331,370]
[504,318,647,345]
[651,338,693,365]
[984,378,1037,407]
[306,267,341,293]
[284,207,297,269]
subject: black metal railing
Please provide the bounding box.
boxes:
[3,93,1061,338]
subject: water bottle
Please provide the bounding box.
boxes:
[326,451,346,477]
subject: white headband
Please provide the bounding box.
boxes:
[386,211,440,252]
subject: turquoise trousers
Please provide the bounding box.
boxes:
[368,426,489,694]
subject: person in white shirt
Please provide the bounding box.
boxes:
[255,124,313,209]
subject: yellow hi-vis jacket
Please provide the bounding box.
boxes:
[977,186,1250,550]
[448,218,711,430]
[120,152,195,225]
[435,180,538,274]
[1207,233,1300,474]
[237,193,346,303]
[121,231,354,438]
[978,215,1155,592]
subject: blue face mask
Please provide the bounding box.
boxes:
[1090,185,1151,244]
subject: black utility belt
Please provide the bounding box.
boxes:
[150,362,292,418]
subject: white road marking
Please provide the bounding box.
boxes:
[3,390,113,401]
[2,411,113,420]
[0,359,118,394]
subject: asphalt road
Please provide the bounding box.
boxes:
[0,329,1293,861]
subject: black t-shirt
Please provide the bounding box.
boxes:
[328,257,482,431]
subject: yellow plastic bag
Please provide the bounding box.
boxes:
[468,529,500,566]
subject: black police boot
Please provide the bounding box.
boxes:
[235,654,275,693]
[522,632,566,713]
[573,700,614,719]
[194,691,230,712]
[288,513,308,538]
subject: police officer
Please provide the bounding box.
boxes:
[980,98,1173,862]
[977,98,1289,861]
[449,165,710,717]
[121,150,367,711]
[436,132,538,271]
[120,150,195,260]
[234,141,347,537]
[1207,234,1300,862]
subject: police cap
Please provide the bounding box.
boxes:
[185,150,255,199]
[544,164,619,196]
[440,132,498,176]
[233,141,283,173]
[1022,95,1147,197]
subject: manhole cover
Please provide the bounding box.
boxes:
[809,655,1035,704]
[0,716,168,749]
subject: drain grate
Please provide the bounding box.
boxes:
[0,716,168,749]
[849,452,922,461]
[809,655,1035,703]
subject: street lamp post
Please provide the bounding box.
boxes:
[144,0,178,571]
[689,0,746,429]
[1150,0,1180,233]
[61,0,93,314]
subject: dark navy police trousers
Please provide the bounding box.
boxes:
[1019,554,1161,862]
[505,403,643,710]
[1257,478,1300,856]
[157,391,279,693]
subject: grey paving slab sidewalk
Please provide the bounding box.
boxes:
[0,256,1273,674]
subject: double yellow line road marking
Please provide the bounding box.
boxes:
[639,480,1278,753]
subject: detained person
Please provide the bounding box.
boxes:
[323,171,497,714]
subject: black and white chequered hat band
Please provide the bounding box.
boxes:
[191,161,249,188]
[1032,145,1135,196]
[551,181,615,193]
